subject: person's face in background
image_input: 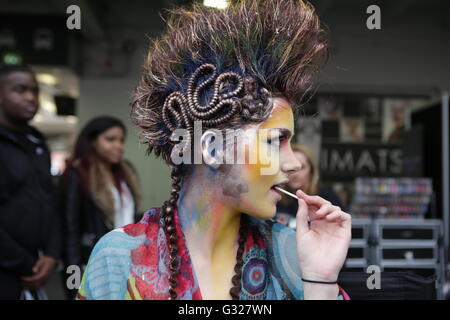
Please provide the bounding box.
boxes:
[0,71,39,126]
[91,126,125,165]
[287,151,311,193]
[392,106,405,126]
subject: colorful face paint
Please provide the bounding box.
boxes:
[176,98,300,260]
[218,164,250,198]
[225,97,299,220]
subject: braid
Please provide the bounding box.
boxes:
[229,214,248,300]
[162,163,183,300]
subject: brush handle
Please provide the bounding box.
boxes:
[274,186,299,200]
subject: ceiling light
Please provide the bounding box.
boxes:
[37,73,58,86]
[203,0,229,10]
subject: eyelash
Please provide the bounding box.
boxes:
[267,134,287,145]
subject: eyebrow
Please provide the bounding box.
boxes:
[271,128,292,139]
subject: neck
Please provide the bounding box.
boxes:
[177,165,241,263]
[0,113,28,133]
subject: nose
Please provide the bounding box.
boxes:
[280,147,302,174]
[116,141,125,153]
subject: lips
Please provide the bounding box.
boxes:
[270,180,288,191]
[270,180,288,202]
[24,105,38,114]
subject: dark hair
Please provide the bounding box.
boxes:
[69,116,127,195]
[131,0,328,299]
[0,64,34,83]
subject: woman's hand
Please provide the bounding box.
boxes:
[295,189,351,283]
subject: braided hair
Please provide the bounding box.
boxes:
[131,0,328,299]
[162,164,182,300]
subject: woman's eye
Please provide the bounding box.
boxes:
[267,135,286,145]
[15,85,26,93]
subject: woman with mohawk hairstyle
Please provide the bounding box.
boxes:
[77,0,351,300]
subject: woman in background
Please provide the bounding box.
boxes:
[59,116,141,299]
[276,143,344,226]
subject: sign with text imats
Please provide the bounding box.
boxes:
[320,143,403,182]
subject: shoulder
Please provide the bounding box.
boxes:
[27,125,46,141]
[79,209,161,299]
[88,207,161,260]
[78,230,141,300]
[121,159,138,177]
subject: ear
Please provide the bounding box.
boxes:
[200,129,224,170]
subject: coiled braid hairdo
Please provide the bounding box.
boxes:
[131,0,328,299]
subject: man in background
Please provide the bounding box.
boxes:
[0,64,61,299]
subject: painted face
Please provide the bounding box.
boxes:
[216,97,302,220]
[92,126,125,165]
[0,72,39,123]
[287,151,311,192]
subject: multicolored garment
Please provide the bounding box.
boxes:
[77,207,349,300]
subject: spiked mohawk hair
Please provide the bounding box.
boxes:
[131,0,328,164]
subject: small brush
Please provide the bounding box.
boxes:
[274,186,299,200]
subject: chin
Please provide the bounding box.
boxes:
[109,158,122,164]
[245,203,277,220]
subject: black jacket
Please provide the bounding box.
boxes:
[58,164,141,299]
[59,164,141,268]
[0,123,61,299]
[58,167,112,269]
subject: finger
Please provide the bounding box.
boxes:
[325,211,343,222]
[32,259,44,273]
[314,204,338,217]
[40,265,54,280]
[21,274,41,282]
[295,198,310,237]
[26,267,47,282]
[296,189,331,207]
[21,277,32,282]
[325,211,352,224]
[340,212,352,228]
